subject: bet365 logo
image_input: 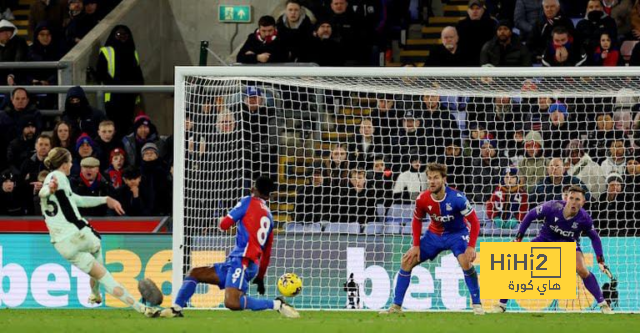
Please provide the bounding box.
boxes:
[480,243,576,299]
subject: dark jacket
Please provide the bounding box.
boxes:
[70,172,112,216]
[96,25,144,85]
[0,188,25,216]
[423,109,460,162]
[19,153,47,213]
[514,0,542,38]
[302,36,345,66]
[456,16,497,66]
[424,44,471,67]
[593,192,633,236]
[28,21,63,85]
[339,180,376,225]
[541,39,587,67]
[0,103,43,143]
[61,86,107,141]
[28,0,67,38]
[140,159,172,216]
[295,180,331,223]
[65,12,99,50]
[530,175,591,205]
[528,12,576,59]
[7,135,35,172]
[236,29,288,64]
[575,11,617,53]
[0,20,29,85]
[111,184,149,216]
[480,35,532,67]
[276,14,314,62]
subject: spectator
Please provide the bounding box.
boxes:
[505,125,527,166]
[95,120,122,169]
[528,0,575,61]
[303,18,344,66]
[600,137,628,175]
[631,0,640,40]
[352,0,387,65]
[51,120,73,149]
[480,19,532,67]
[469,138,509,203]
[0,88,43,145]
[518,130,549,192]
[590,32,624,66]
[33,170,49,215]
[0,0,16,20]
[29,0,67,38]
[421,93,461,162]
[61,86,107,141]
[83,0,100,23]
[105,147,125,190]
[0,19,29,85]
[368,155,394,213]
[7,117,37,172]
[456,0,496,66]
[28,21,63,89]
[0,169,24,216]
[339,168,376,225]
[370,93,399,141]
[392,155,427,204]
[576,0,617,53]
[390,111,426,171]
[593,173,630,236]
[514,0,542,40]
[484,96,520,144]
[438,142,471,192]
[564,139,606,198]
[602,0,633,38]
[623,157,640,235]
[71,156,111,216]
[295,168,331,223]
[348,118,381,169]
[486,167,529,229]
[326,0,367,65]
[72,132,97,176]
[65,0,99,49]
[122,114,160,168]
[240,86,276,179]
[97,25,144,135]
[277,0,313,62]
[530,157,591,205]
[541,102,579,157]
[140,142,172,216]
[541,26,587,66]
[424,26,470,66]
[111,165,149,216]
[19,134,51,213]
[237,15,287,64]
[586,113,623,164]
[323,143,351,187]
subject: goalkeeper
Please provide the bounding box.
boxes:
[163,176,299,318]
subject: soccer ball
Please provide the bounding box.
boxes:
[277,273,302,297]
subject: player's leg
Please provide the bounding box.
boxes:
[173,266,222,307]
[450,233,483,315]
[88,247,104,305]
[576,250,613,314]
[383,232,442,313]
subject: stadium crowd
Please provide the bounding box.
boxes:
[1,0,640,238]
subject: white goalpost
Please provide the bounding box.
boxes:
[173,66,640,312]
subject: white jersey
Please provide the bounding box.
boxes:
[39,170,107,243]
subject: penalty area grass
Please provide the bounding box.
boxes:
[0,309,637,333]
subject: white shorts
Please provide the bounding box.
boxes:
[53,227,102,274]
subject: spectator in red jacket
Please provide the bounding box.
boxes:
[590,31,624,66]
[486,167,529,229]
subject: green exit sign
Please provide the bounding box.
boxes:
[218,5,252,23]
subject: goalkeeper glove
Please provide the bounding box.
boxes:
[253,277,266,295]
[513,232,524,242]
[597,255,605,264]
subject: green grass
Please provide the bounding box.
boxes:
[0,309,638,333]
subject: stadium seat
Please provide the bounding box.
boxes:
[473,204,488,223]
[324,223,360,234]
[376,204,387,223]
[384,224,402,234]
[401,222,428,235]
[385,204,415,225]
[621,41,639,62]
[363,223,385,235]
[285,223,306,234]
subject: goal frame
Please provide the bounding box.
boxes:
[172,66,640,307]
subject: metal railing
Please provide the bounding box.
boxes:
[0,62,67,69]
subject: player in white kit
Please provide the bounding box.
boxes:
[39,148,159,317]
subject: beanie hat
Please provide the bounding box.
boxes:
[110,148,126,163]
[1,169,15,183]
[141,142,158,154]
[133,114,151,131]
[606,173,624,185]
[75,133,95,152]
[548,102,569,118]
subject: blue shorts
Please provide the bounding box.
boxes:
[420,229,470,262]
[213,256,258,293]
[531,236,582,252]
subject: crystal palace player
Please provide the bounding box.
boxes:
[162,177,299,318]
[381,163,484,315]
[493,185,613,314]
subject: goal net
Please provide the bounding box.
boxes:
[173,67,640,312]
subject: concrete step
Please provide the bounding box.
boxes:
[399,49,430,63]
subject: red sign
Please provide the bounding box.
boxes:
[0,217,170,234]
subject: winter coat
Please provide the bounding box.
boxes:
[61,86,107,141]
[0,20,29,85]
[528,12,576,58]
[469,155,509,203]
[393,169,428,204]
[424,44,472,67]
[575,12,618,52]
[514,0,542,38]
[486,185,529,222]
[0,103,43,144]
[276,13,313,61]
[339,181,376,225]
[530,175,591,205]
[295,181,331,223]
[70,172,112,216]
[606,0,633,37]
[600,156,627,176]
[140,159,172,216]
[456,16,497,66]
[517,131,549,192]
[480,35,532,67]
[566,153,606,198]
[236,29,288,64]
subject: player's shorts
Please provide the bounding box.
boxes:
[53,227,102,274]
[419,229,469,262]
[213,256,258,293]
[531,236,582,252]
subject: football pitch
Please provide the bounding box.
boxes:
[0,310,638,333]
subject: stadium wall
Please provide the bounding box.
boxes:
[0,234,637,312]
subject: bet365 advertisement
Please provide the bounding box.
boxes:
[0,234,638,311]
